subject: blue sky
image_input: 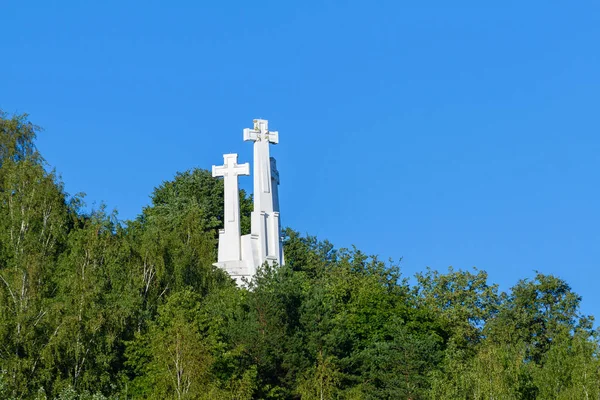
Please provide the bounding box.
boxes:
[1,1,599,318]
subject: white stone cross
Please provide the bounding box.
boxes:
[212,154,250,223]
[212,154,250,263]
[244,119,279,213]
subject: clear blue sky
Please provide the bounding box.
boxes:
[2,1,599,319]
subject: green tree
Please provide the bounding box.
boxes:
[0,111,73,397]
[417,268,501,399]
[487,273,586,364]
[124,169,250,326]
[533,327,600,399]
[41,208,139,396]
[126,290,213,399]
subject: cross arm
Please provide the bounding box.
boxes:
[265,130,278,144]
[237,162,250,176]
[243,128,259,142]
[212,164,226,177]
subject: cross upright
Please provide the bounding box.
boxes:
[244,119,278,215]
[212,153,250,262]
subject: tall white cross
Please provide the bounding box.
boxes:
[242,119,284,268]
[243,119,278,217]
[212,153,250,262]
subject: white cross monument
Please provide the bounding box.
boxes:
[212,153,250,284]
[241,119,284,273]
[212,119,284,286]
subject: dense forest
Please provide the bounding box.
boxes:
[0,111,598,400]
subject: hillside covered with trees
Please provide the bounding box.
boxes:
[1,111,599,399]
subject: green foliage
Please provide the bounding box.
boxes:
[416,267,500,349]
[0,111,73,397]
[126,290,213,399]
[1,111,599,399]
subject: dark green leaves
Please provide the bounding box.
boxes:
[1,111,599,399]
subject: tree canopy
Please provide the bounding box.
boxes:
[0,111,598,399]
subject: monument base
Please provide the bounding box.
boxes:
[213,260,252,287]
